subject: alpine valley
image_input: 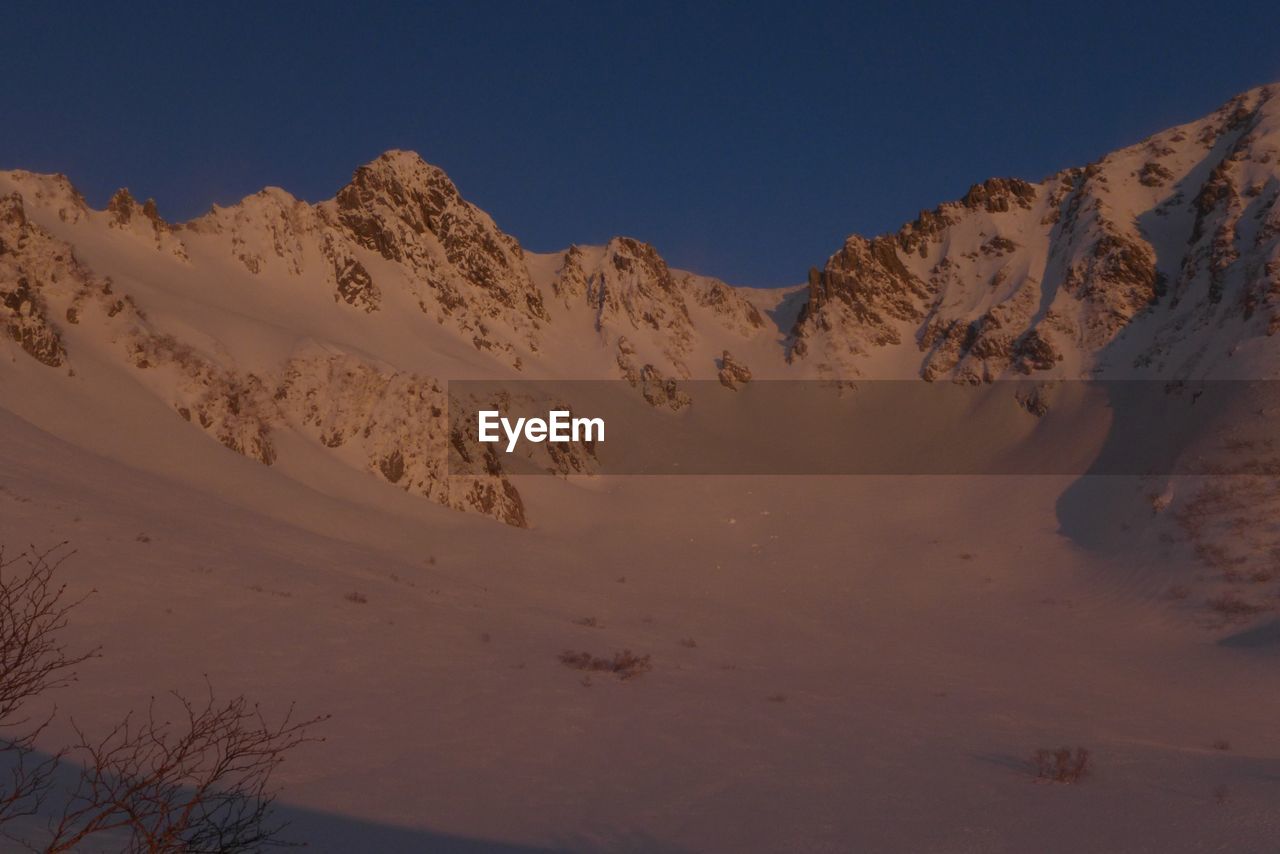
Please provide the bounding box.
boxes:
[3,85,1280,852]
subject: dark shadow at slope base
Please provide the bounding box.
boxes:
[1056,380,1280,553]
[1218,619,1280,651]
[278,808,690,854]
[0,747,562,853]
[271,804,563,853]
[1054,476,1156,553]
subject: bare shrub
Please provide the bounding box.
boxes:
[0,545,98,828]
[1212,739,1231,751]
[678,637,697,649]
[42,689,320,852]
[343,591,368,605]
[247,585,290,600]
[0,544,325,851]
[1031,746,1091,783]
[557,650,651,681]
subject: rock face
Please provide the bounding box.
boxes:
[275,349,530,527]
[791,84,1280,381]
[130,332,280,466]
[187,187,313,278]
[551,237,767,384]
[1,193,69,367]
[0,272,65,367]
[587,237,695,364]
[791,236,932,375]
[329,151,546,355]
[1,84,1279,526]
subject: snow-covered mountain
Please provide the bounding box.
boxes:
[7,82,1280,854]
[0,151,786,527]
[3,85,1280,527]
[791,85,1280,381]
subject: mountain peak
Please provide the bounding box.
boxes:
[326,148,547,346]
[339,150,458,209]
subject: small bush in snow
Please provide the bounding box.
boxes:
[557,649,651,681]
[1031,746,1091,783]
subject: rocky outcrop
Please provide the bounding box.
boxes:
[789,236,933,375]
[684,273,766,334]
[126,331,279,465]
[587,237,693,357]
[960,177,1037,213]
[717,350,752,389]
[276,350,530,526]
[331,253,380,312]
[0,193,68,367]
[105,188,190,261]
[615,337,691,410]
[550,237,770,383]
[0,172,87,225]
[1138,161,1174,187]
[1062,233,1159,346]
[552,244,589,304]
[794,237,928,344]
[1,273,65,367]
[187,188,311,277]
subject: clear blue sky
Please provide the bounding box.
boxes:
[5,1,1279,285]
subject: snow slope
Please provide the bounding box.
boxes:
[3,410,1279,852]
